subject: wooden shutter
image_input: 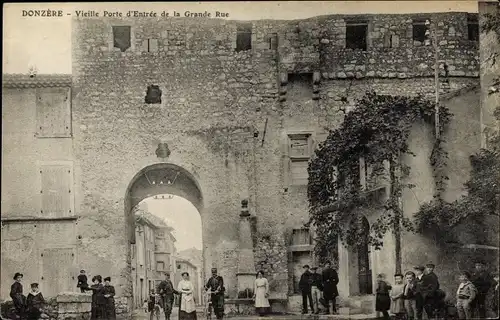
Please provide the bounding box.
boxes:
[290,160,309,185]
[41,248,75,297]
[36,88,71,137]
[40,163,73,218]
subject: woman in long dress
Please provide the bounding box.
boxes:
[103,277,116,320]
[253,270,270,316]
[89,275,106,320]
[178,272,197,320]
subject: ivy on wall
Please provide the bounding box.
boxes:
[414,7,500,237]
[307,91,451,257]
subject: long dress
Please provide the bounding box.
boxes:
[254,278,270,311]
[178,280,197,320]
[390,283,405,314]
[89,283,106,320]
[376,280,392,311]
[10,281,26,318]
[103,284,116,320]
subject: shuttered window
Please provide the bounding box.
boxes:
[36,88,71,138]
[288,134,312,185]
[39,163,74,218]
[291,228,311,245]
[41,248,75,297]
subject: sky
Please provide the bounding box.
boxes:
[3,1,479,74]
[140,195,203,252]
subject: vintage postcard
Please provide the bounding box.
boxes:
[2,1,499,320]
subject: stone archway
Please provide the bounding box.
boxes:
[124,163,204,307]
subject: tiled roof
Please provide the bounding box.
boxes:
[2,74,72,88]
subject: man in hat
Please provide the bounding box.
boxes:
[205,268,225,319]
[321,261,339,315]
[310,266,323,314]
[471,259,493,319]
[157,273,178,320]
[299,264,314,314]
[421,263,440,319]
[413,266,425,320]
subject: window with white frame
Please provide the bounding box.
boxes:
[288,133,313,185]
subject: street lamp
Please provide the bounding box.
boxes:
[424,19,441,139]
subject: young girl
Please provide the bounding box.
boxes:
[390,274,406,320]
[375,273,392,320]
[26,283,45,320]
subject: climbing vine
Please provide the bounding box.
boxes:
[307,91,451,256]
[414,7,500,237]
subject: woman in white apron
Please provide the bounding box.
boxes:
[178,272,197,320]
[253,270,270,316]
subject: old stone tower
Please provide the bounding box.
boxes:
[2,12,482,316]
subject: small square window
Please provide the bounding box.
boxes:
[412,20,427,43]
[467,15,479,41]
[112,26,131,52]
[346,21,368,51]
[236,23,252,52]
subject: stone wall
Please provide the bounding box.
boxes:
[1,11,482,317]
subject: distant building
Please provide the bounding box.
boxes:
[131,207,176,308]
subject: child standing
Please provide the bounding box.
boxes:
[456,271,477,320]
[390,274,406,320]
[375,273,392,320]
[403,271,419,320]
[26,283,45,320]
[492,273,499,319]
[77,270,88,293]
[147,289,161,320]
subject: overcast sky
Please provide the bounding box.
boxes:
[141,195,203,251]
[3,1,478,74]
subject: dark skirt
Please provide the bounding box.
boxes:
[256,307,269,316]
[105,300,116,320]
[91,303,107,320]
[376,293,391,311]
[179,310,197,320]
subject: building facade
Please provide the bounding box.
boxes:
[1,11,485,315]
[131,208,177,308]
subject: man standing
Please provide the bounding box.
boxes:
[413,266,425,320]
[321,261,339,315]
[205,268,225,319]
[299,265,314,314]
[310,267,323,314]
[421,263,440,319]
[157,273,178,320]
[471,259,493,319]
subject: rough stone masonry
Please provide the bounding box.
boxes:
[1,11,480,317]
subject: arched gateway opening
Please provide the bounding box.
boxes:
[124,163,204,309]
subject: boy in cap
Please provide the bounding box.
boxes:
[299,264,314,314]
[413,266,425,320]
[422,263,440,319]
[26,283,45,320]
[456,271,477,320]
[310,266,323,314]
[471,259,493,319]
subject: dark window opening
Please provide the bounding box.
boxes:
[467,15,479,41]
[412,20,427,43]
[112,26,131,52]
[236,23,252,52]
[345,22,368,51]
[145,85,162,104]
[268,33,278,50]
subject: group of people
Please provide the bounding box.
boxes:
[374,261,498,320]
[9,273,45,320]
[145,267,225,320]
[76,269,117,320]
[298,261,339,315]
